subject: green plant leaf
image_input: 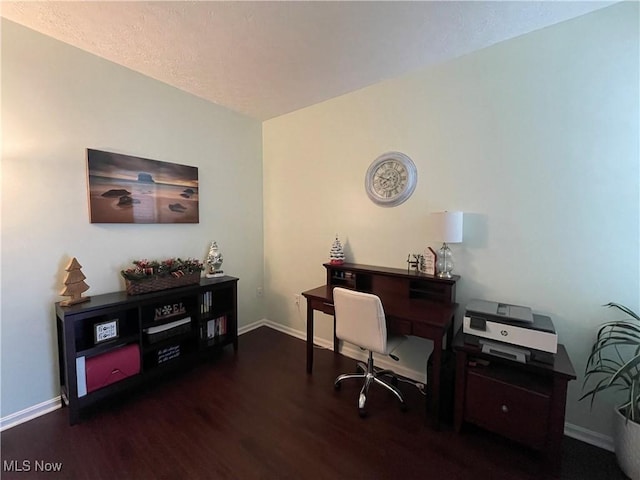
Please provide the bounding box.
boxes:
[581,302,640,421]
[630,379,639,422]
[608,354,640,387]
[605,302,640,321]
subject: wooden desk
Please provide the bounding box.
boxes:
[302,263,458,428]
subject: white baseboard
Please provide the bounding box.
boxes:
[0,397,61,432]
[0,320,617,454]
[242,318,308,341]
[564,422,614,452]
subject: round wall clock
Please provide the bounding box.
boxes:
[365,151,417,207]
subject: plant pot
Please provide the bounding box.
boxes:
[614,406,640,480]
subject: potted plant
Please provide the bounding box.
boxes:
[581,302,640,479]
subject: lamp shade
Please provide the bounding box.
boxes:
[430,211,463,243]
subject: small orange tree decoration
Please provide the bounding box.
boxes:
[60,257,90,306]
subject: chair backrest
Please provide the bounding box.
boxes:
[333,287,387,354]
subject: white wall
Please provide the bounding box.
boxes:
[1,20,264,417]
[263,2,639,440]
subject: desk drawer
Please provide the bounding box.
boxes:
[412,322,438,339]
[316,302,334,315]
[306,297,334,315]
[465,368,550,449]
[389,317,412,335]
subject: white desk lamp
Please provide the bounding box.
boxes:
[430,211,463,278]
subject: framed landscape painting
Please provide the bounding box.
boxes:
[87,149,199,224]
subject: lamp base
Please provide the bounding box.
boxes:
[436,242,455,279]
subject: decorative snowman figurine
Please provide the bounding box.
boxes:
[206,241,224,278]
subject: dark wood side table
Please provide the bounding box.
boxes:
[453,330,576,472]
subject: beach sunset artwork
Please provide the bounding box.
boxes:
[87,149,199,224]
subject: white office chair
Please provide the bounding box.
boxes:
[332,287,407,417]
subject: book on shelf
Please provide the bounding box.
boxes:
[206,315,227,339]
[201,291,214,314]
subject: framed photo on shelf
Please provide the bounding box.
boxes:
[421,247,437,276]
[94,318,119,344]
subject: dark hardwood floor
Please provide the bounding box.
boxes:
[1,327,626,479]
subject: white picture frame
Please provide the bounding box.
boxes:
[94,318,119,344]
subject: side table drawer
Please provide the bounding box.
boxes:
[465,369,550,449]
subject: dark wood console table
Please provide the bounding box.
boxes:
[56,276,238,424]
[453,330,576,471]
[302,263,458,428]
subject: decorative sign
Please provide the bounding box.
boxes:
[421,247,437,276]
[407,253,423,273]
[94,319,119,344]
[154,302,186,321]
[157,345,181,364]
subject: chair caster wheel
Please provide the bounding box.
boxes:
[358,408,367,418]
[334,382,341,391]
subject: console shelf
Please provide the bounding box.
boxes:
[56,276,238,424]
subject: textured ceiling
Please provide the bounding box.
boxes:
[1,1,614,120]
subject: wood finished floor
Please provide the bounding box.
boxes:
[1,327,626,480]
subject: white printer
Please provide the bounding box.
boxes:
[463,299,557,364]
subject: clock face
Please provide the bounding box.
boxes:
[365,152,417,207]
[372,160,407,198]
